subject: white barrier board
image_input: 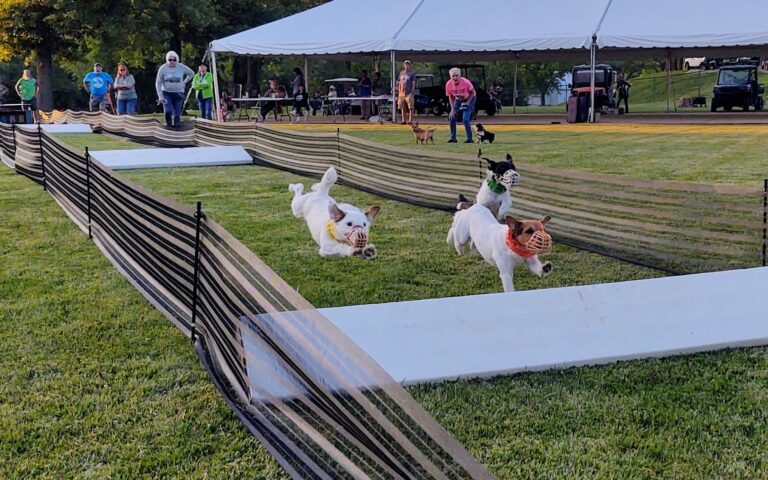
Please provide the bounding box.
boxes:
[90,146,251,170]
[17,124,93,134]
[43,124,93,134]
[320,267,768,385]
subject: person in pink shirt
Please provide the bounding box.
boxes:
[445,67,476,143]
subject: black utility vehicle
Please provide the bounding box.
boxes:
[711,65,764,112]
[568,64,617,112]
[416,64,496,116]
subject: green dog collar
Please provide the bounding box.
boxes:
[487,177,507,194]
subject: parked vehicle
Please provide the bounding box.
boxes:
[706,57,760,70]
[416,64,496,116]
[683,57,707,70]
[412,74,442,115]
[568,64,617,112]
[711,65,764,112]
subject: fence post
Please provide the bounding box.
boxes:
[190,201,204,343]
[37,123,46,191]
[763,179,767,267]
[85,147,92,240]
[11,123,16,153]
[652,77,656,103]
[336,127,341,169]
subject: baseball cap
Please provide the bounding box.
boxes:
[404,60,412,64]
[94,63,102,67]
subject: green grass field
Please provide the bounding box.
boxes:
[2,130,768,478]
[294,123,768,185]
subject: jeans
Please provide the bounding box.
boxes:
[162,91,185,127]
[197,95,212,120]
[89,94,108,112]
[117,98,137,115]
[449,96,476,141]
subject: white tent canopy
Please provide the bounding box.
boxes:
[597,0,768,54]
[209,0,768,120]
[211,0,768,58]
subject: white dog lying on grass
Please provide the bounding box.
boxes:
[289,166,380,259]
[447,201,553,292]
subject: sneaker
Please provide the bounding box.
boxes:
[464,139,474,143]
[447,138,457,143]
[400,121,407,125]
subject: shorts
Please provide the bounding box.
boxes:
[398,93,414,110]
[21,97,37,111]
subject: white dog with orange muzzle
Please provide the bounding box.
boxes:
[289,166,380,259]
[447,201,552,292]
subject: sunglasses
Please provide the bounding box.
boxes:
[169,58,177,62]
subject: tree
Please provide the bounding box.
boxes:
[521,62,569,106]
[0,0,88,111]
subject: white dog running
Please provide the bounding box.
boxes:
[289,167,380,259]
[447,202,552,292]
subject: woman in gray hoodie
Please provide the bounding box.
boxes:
[155,50,194,127]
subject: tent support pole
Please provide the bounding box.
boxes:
[304,56,309,93]
[390,50,396,123]
[512,53,519,114]
[589,35,596,122]
[666,48,672,113]
[210,49,221,122]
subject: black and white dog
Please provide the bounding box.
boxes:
[470,152,520,221]
[475,123,495,144]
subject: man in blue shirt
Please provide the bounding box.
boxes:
[83,63,114,112]
[358,69,373,120]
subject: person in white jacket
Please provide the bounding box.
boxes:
[155,50,193,127]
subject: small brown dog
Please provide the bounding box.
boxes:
[411,122,436,145]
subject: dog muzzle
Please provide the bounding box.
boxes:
[525,229,552,255]
[505,222,552,257]
[345,227,368,249]
[497,169,520,189]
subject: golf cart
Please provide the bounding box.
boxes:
[412,74,441,114]
[711,65,764,112]
[416,65,497,116]
[568,64,617,112]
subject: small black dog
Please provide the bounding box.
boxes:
[475,123,495,144]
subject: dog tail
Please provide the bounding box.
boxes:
[311,166,338,194]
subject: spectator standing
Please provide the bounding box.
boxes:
[191,64,213,120]
[397,60,416,124]
[83,63,113,113]
[616,73,632,113]
[291,67,304,97]
[113,64,138,115]
[155,50,194,127]
[15,69,40,122]
[445,67,476,143]
[358,69,372,120]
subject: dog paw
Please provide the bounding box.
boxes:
[541,261,553,277]
[358,244,377,260]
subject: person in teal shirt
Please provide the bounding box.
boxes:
[15,69,40,122]
[191,64,213,120]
